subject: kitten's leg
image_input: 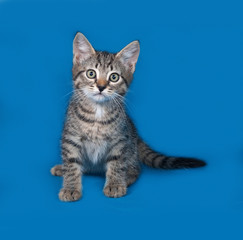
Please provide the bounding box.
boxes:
[59,161,82,202]
[50,164,63,176]
[58,136,83,202]
[103,160,127,198]
[126,167,140,186]
[125,158,141,186]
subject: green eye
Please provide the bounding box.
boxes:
[109,73,119,82]
[86,69,96,79]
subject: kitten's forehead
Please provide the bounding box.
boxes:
[95,51,116,69]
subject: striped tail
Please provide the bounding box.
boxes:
[138,139,206,169]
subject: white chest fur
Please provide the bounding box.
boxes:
[83,140,107,164]
[95,105,105,119]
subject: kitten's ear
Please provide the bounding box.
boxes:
[73,32,95,64]
[116,40,140,73]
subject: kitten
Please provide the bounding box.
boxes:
[51,32,206,202]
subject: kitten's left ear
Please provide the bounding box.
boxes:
[116,40,140,73]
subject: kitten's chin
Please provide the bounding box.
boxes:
[90,93,109,103]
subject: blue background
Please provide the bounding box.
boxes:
[0,0,243,239]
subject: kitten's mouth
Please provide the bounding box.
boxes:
[94,92,104,97]
[92,92,108,102]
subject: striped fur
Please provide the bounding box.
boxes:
[51,32,206,202]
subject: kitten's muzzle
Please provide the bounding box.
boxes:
[96,79,107,93]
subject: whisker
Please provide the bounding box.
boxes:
[112,92,134,114]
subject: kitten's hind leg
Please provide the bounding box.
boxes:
[126,174,139,187]
[126,166,140,187]
[50,164,64,176]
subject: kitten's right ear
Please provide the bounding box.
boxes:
[73,32,95,64]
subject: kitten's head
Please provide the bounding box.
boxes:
[72,32,140,103]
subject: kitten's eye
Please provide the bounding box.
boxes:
[86,69,96,79]
[109,73,119,82]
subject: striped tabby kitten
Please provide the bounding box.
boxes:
[51,32,206,202]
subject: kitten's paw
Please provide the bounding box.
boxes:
[103,184,127,198]
[51,164,63,176]
[58,188,82,202]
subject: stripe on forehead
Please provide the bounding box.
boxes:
[96,51,115,68]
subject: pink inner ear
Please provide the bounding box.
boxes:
[74,49,92,63]
[121,54,138,73]
[73,33,95,63]
[116,41,140,73]
[128,62,134,70]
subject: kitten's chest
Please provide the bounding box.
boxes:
[83,139,108,164]
[80,122,112,142]
[79,107,119,140]
[82,139,108,174]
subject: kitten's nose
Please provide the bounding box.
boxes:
[97,79,107,92]
[97,85,106,92]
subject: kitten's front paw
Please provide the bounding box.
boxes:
[58,188,82,202]
[103,184,127,198]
